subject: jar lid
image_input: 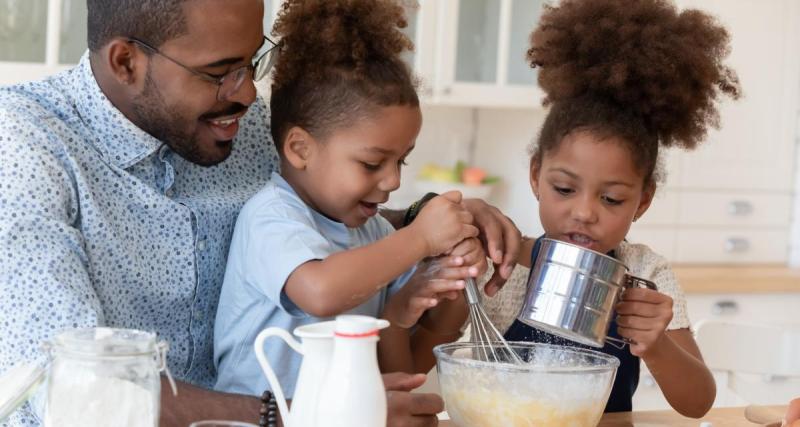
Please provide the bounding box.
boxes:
[0,362,45,423]
[51,327,158,357]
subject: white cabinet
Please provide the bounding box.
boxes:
[628,0,800,265]
[0,0,76,84]
[264,0,550,108]
[2,0,548,109]
[428,0,545,108]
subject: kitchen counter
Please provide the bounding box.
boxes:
[440,405,787,426]
[674,265,800,294]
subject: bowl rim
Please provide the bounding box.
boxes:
[434,341,621,374]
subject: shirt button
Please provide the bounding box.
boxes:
[194,311,203,321]
[165,188,174,198]
[197,239,207,251]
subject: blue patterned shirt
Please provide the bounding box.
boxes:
[0,53,279,425]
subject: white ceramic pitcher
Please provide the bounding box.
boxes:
[254,315,389,427]
[315,315,390,427]
[254,320,336,427]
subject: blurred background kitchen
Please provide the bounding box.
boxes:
[2,0,799,412]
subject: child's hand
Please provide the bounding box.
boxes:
[416,238,485,334]
[383,251,479,329]
[615,288,674,357]
[411,191,479,257]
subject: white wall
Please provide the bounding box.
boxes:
[388,105,546,238]
[473,108,545,237]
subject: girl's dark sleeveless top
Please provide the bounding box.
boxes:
[503,237,639,413]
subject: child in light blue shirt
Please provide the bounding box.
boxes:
[214,0,483,398]
[214,172,416,396]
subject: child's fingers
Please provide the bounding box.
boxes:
[421,279,465,295]
[615,301,662,318]
[448,238,477,257]
[396,297,439,328]
[621,288,671,304]
[433,255,465,269]
[460,224,480,240]
[441,290,463,301]
[615,315,656,332]
[431,265,478,280]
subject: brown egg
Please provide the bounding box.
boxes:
[789,419,800,427]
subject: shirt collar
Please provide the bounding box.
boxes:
[271,172,350,241]
[72,51,163,169]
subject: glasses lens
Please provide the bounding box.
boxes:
[253,39,279,81]
[218,67,252,101]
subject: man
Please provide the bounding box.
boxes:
[0,0,520,426]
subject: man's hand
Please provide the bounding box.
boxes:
[461,198,521,296]
[384,372,443,427]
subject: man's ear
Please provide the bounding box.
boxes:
[283,126,315,170]
[104,38,145,87]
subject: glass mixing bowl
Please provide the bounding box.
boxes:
[434,342,619,427]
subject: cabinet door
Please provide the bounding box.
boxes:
[673,0,800,191]
[0,0,48,63]
[0,0,58,85]
[59,0,86,64]
[0,0,87,84]
[404,1,438,100]
[675,229,789,264]
[433,0,544,108]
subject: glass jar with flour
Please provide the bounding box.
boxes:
[0,327,176,427]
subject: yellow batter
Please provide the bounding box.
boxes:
[441,378,606,427]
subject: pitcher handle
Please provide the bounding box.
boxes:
[254,327,303,427]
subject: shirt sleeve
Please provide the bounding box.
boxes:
[371,216,415,298]
[619,242,691,330]
[0,109,104,424]
[237,198,334,317]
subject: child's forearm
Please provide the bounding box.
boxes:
[285,226,427,317]
[643,329,716,418]
[379,324,413,373]
[409,326,462,374]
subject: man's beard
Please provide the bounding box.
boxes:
[131,68,219,166]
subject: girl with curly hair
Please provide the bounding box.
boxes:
[213,0,482,399]
[495,0,741,417]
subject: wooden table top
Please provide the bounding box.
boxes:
[440,405,787,426]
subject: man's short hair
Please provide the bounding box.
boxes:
[87,0,190,51]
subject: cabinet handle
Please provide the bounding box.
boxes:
[727,200,754,216]
[724,237,750,253]
[711,300,739,315]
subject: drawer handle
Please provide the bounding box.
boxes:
[724,237,750,253]
[712,300,739,315]
[727,200,753,216]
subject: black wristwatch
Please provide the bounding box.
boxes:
[403,192,438,227]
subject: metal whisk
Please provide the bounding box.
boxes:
[464,277,523,364]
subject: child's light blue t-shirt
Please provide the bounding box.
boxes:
[214,172,414,397]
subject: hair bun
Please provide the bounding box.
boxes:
[529,0,741,150]
[272,0,414,89]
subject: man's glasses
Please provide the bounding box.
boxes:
[128,36,280,101]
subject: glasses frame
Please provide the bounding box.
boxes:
[127,36,279,101]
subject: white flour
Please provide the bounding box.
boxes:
[44,375,155,427]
